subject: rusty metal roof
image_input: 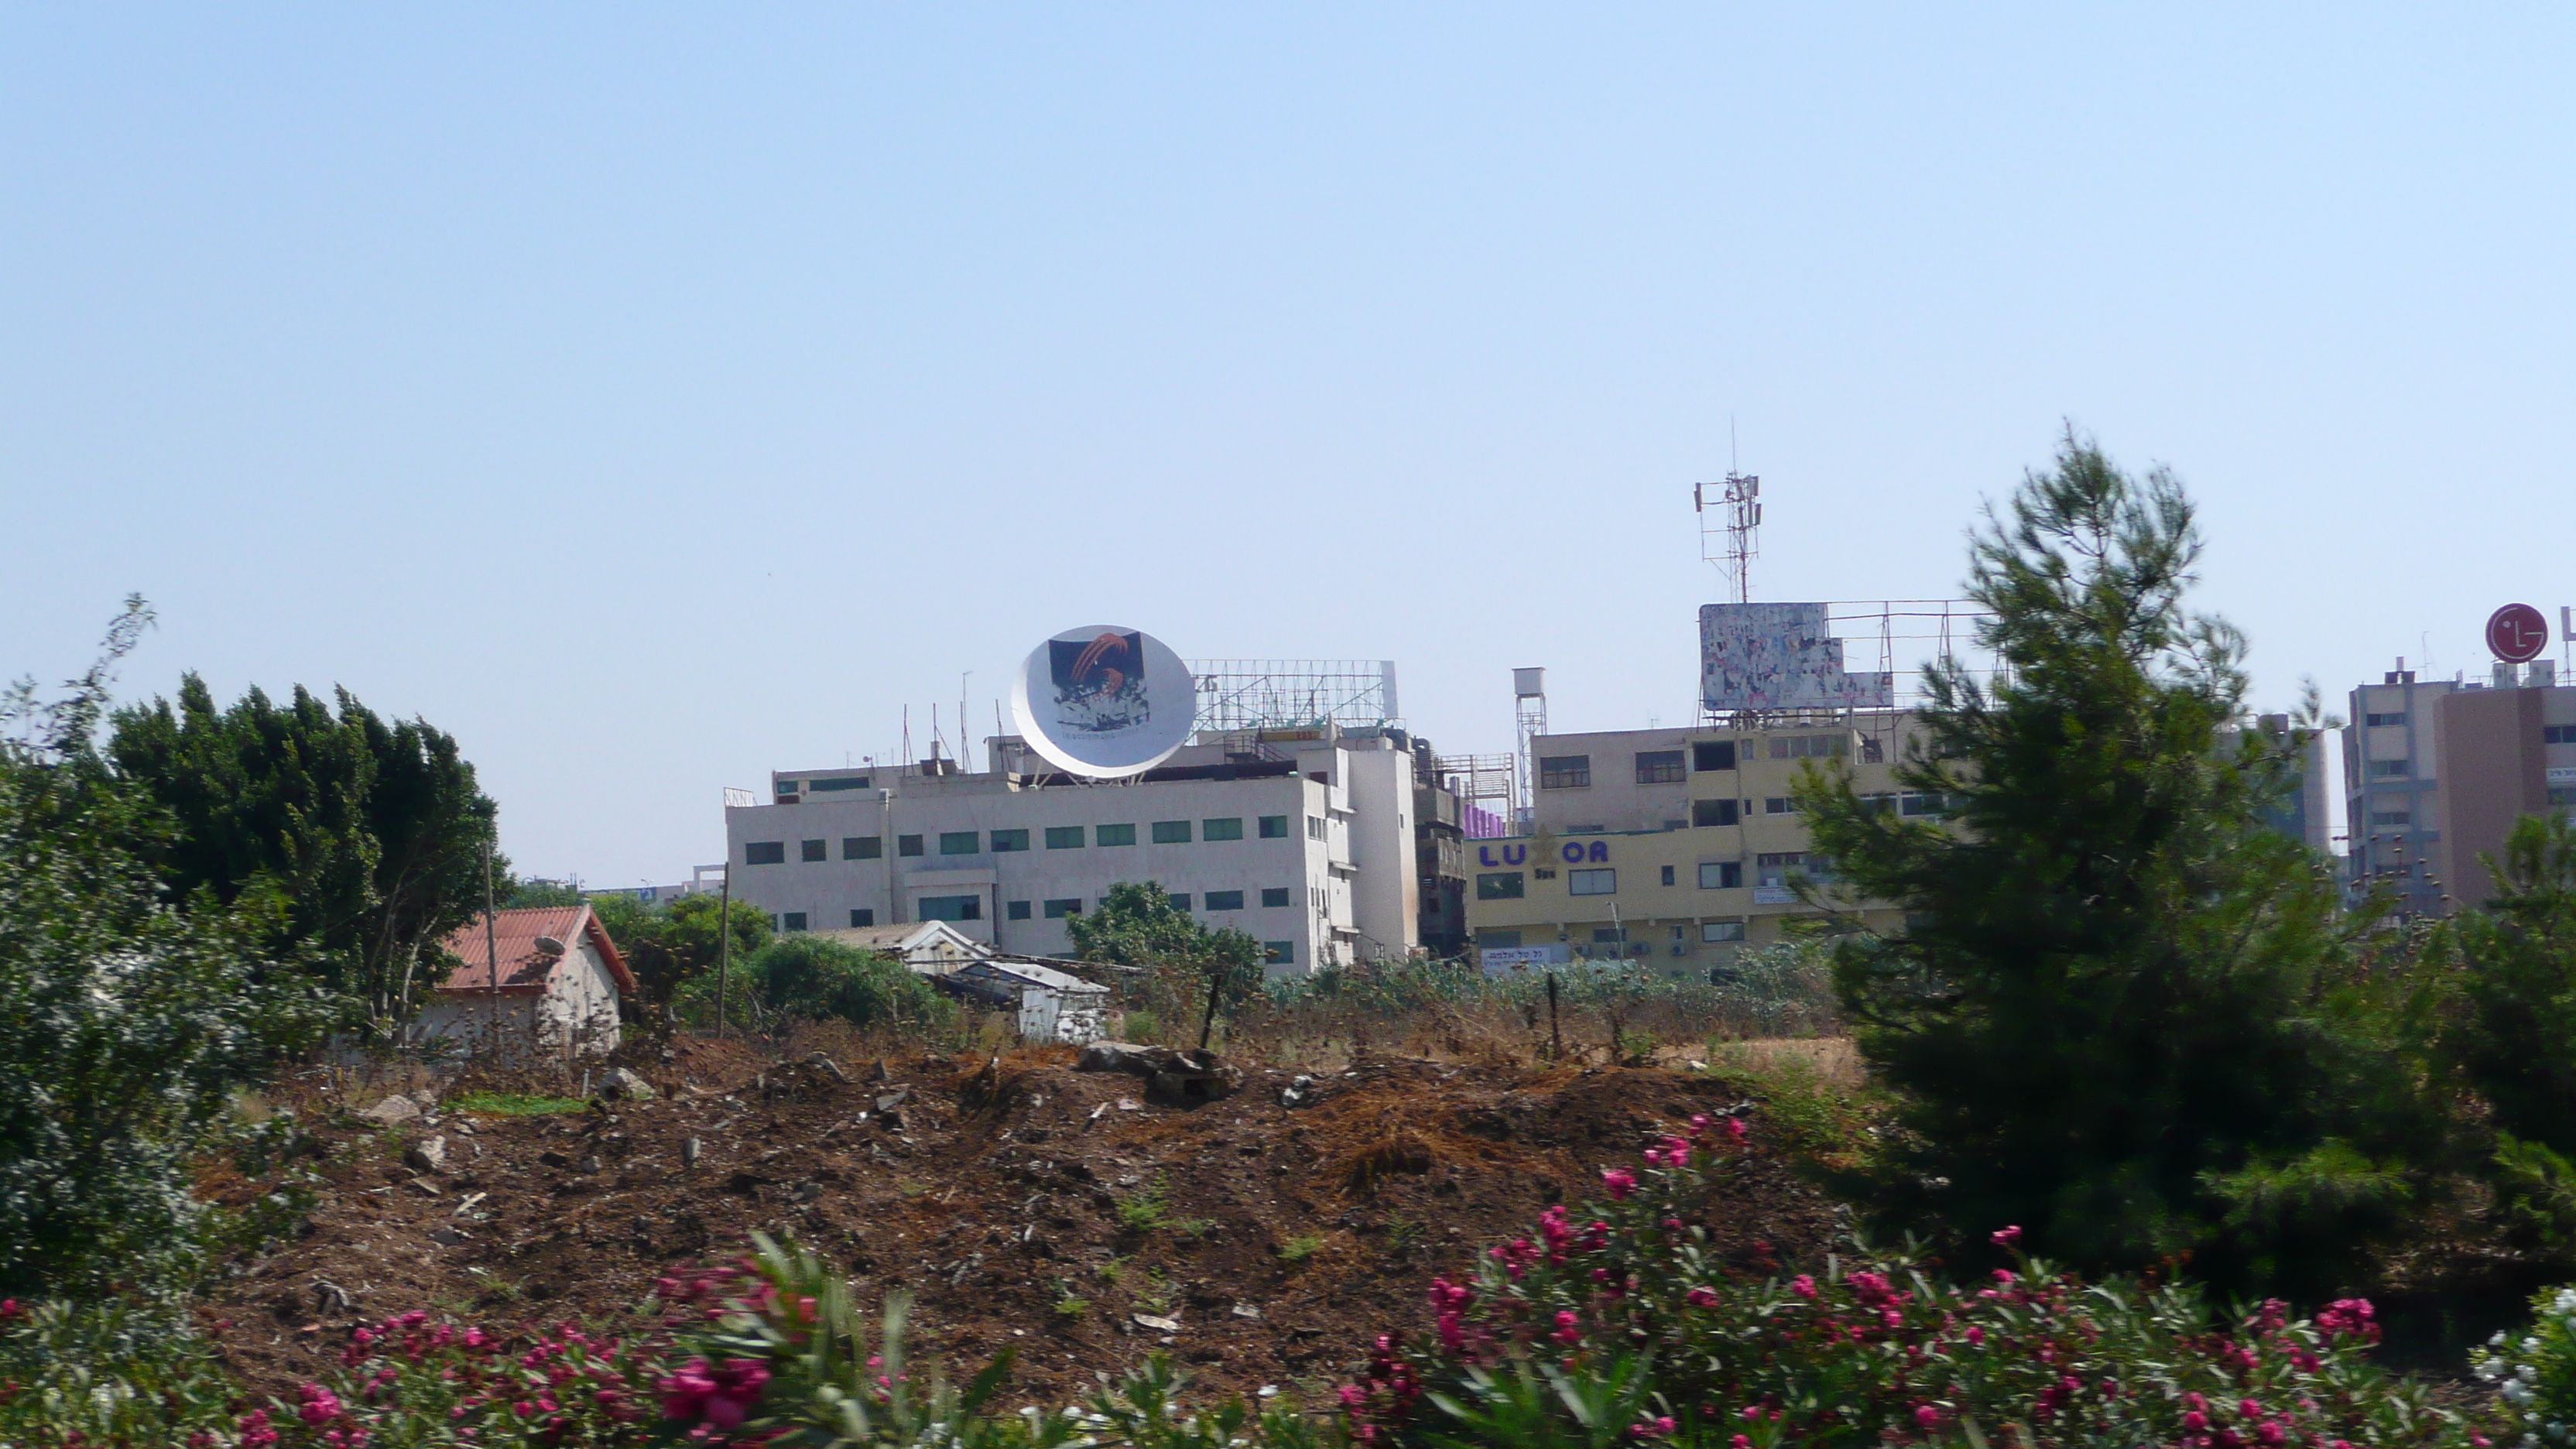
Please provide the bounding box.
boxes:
[431,904,637,997]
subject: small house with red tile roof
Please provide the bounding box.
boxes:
[413,903,637,1060]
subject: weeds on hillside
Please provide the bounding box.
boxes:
[447,1090,587,1115]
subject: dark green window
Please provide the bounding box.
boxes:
[1045,825,1084,850]
[1258,815,1290,839]
[939,831,979,855]
[844,835,882,859]
[1095,823,1136,847]
[1043,898,1083,919]
[800,839,827,862]
[810,775,872,792]
[1261,887,1291,908]
[918,895,981,922]
[897,834,923,857]
[1204,889,1245,911]
[1006,899,1032,920]
[1151,820,1191,844]
[849,908,875,927]
[744,841,786,865]
[1693,741,1735,772]
[1263,940,1293,965]
[1202,817,1244,841]
[1692,798,1738,827]
[782,912,807,932]
[990,829,1029,852]
[1167,892,1192,911]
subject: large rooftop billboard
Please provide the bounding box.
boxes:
[1699,601,1895,712]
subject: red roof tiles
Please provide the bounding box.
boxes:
[431,904,637,998]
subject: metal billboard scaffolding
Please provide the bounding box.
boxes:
[1701,600,2008,741]
[1187,660,1401,733]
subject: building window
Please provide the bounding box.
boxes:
[1203,817,1245,841]
[2370,811,2412,827]
[1476,872,1525,900]
[1006,899,1032,920]
[1095,823,1136,847]
[1898,792,1947,817]
[1694,740,1737,772]
[1756,851,1825,887]
[990,828,1029,852]
[1699,860,1743,889]
[1660,865,1676,886]
[775,781,799,796]
[1477,928,1523,947]
[1045,825,1084,849]
[1307,815,1326,841]
[744,841,786,865]
[918,895,981,922]
[1702,920,1746,943]
[939,831,980,855]
[783,912,807,932]
[1568,868,1617,896]
[2369,760,2410,778]
[2367,712,2409,728]
[1263,940,1294,966]
[2550,788,2576,808]
[1693,798,1738,827]
[1043,898,1083,919]
[1259,814,1290,838]
[1766,734,1848,760]
[1539,755,1591,789]
[898,834,924,857]
[1763,797,1797,815]
[809,775,872,793]
[1591,927,1627,944]
[1262,886,1292,907]
[800,839,827,862]
[1205,889,1245,911]
[1634,750,1685,783]
[849,908,874,927]
[1151,820,1192,844]
[844,835,882,860]
[1167,892,1192,911]
[2548,725,2576,745]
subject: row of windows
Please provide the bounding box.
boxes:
[1475,854,1827,900]
[2548,725,2576,745]
[745,815,1300,865]
[1480,920,1752,949]
[2365,713,2408,728]
[1537,737,1864,790]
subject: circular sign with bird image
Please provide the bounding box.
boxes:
[1009,625,1197,778]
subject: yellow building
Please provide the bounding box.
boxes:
[1466,715,1933,973]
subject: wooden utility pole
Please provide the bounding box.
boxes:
[1547,970,1561,1060]
[481,838,502,1056]
[715,869,732,1039]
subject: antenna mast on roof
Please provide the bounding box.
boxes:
[1694,466,1762,605]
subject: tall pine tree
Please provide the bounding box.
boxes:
[1801,431,2440,1296]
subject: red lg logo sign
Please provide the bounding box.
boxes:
[2488,603,2550,663]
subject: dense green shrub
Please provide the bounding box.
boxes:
[0,1298,243,1448]
[673,936,956,1036]
[1803,432,2445,1296]
[0,601,331,1298]
[590,891,772,1014]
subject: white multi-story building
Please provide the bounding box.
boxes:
[722,728,1421,974]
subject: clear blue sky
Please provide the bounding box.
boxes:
[5,6,2570,886]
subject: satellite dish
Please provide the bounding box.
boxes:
[532,935,567,956]
[1009,625,1196,779]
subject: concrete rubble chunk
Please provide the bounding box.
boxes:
[1075,1042,1242,1105]
[360,1094,420,1125]
[1132,1313,1182,1333]
[402,1136,447,1173]
[599,1067,657,1101]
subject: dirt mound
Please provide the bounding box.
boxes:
[207,1050,1843,1403]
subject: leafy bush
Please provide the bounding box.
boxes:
[2475,1284,2576,1448]
[0,1298,243,1448]
[673,937,954,1037]
[1347,1116,2475,1448]
[0,601,331,1298]
[590,892,772,1013]
[277,1307,661,1447]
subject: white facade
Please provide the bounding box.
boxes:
[726,730,1420,974]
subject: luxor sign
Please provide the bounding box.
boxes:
[1477,840,1610,868]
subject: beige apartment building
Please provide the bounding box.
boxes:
[1465,715,1929,972]
[2345,660,2576,915]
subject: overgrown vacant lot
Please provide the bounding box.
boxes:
[209,1041,1845,1404]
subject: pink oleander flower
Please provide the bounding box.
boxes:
[1687,1286,1719,1308]
[1990,1224,2023,1247]
[1601,1167,1637,1200]
[1552,1310,1583,1345]
[1726,1117,1749,1142]
[1790,1274,1818,1299]
[1915,1404,1941,1429]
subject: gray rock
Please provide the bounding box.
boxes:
[360,1094,421,1125]
[402,1136,447,1173]
[599,1067,657,1101]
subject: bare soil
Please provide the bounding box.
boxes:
[205,1040,1843,1404]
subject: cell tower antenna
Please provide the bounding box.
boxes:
[1694,464,1762,605]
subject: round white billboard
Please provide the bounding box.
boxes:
[1009,625,1197,779]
